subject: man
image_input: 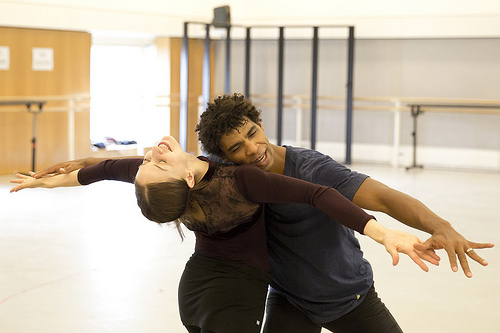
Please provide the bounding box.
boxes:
[35,93,493,332]
[195,94,494,332]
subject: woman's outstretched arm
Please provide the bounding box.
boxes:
[235,164,440,271]
[11,158,143,193]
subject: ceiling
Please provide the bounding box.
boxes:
[1,0,500,39]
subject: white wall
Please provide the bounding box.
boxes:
[2,0,500,38]
[213,37,500,171]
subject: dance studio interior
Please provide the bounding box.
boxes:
[1,1,499,332]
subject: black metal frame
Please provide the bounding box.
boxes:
[179,22,189,151]
[0,100,46,171]
[310,27,319,151]
[277,27,285,146]
[180,22,355,164]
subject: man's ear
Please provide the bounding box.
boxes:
[257,121,264,131]
[185,169,195,188]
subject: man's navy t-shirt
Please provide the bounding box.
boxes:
[265,146,373,323]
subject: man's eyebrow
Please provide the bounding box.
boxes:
[246,124,257,135]
[227,124,257,152]
[227,141,241,152]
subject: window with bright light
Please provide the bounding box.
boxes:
[90,44,170,151]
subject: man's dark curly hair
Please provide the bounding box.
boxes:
[195,93,262,157]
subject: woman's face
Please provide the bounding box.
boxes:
[135,136,189,185]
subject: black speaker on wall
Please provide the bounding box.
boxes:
[213,6,231,27]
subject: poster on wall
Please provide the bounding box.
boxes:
[0,46,9,70]
[32,47,54,71]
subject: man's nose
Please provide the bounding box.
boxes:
[245,141,258,155]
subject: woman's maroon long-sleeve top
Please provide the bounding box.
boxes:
[77,157,373,273]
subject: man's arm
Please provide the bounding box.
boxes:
[236,164,440,271]
[353,177,494,278]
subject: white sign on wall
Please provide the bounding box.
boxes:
[0,46,10,70]
[32,47,54,71]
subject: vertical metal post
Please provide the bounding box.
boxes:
[27,103,37,172]
[345,26,355,164]
[225,26,231,94]
[311,27,319,150]
[32,113,37,171]
[406,105,423,170]
[277,27,284,146]
[391,99,401,168]
[27,102,43,172]
[179,22,189,151]
[202,24,211,109]
[68,98,75,160]
[244,27,251,98]
[411,106,418,167]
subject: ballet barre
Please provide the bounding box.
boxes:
[0,100,46,172]
[405,102,500,170]
[245,94,500,170]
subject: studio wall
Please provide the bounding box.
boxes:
[213,37,500,169]
[0,27,91,174]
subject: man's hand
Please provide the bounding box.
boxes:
[32,159,87,178]
[32,157,111,179]
[33,156,142,179]
[414,226,494,278]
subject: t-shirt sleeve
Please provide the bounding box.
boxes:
[289,148,369,200]
[234,164,373,234]
[77,158,143,185]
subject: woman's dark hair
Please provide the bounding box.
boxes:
[195,93,261,157]
[135,179,189,239]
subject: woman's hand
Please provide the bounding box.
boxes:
[382,229,441,272]
[10,172,44,192]
[364,219,440,272]
[10,170,81,193]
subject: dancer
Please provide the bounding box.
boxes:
[11,135,436,333]
[29,93,494,332]
[193,94,494,332]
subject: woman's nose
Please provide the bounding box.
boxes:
[151,146,161,161]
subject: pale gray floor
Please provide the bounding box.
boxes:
[1,165,498,333]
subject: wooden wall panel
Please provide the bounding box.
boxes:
[0,27,90,174]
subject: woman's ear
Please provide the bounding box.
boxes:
[185,169,195,188]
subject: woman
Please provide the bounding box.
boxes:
[11,135,435,333]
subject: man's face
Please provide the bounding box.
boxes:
[219,117,276,172]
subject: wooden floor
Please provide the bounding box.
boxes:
[1,164,499,333]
